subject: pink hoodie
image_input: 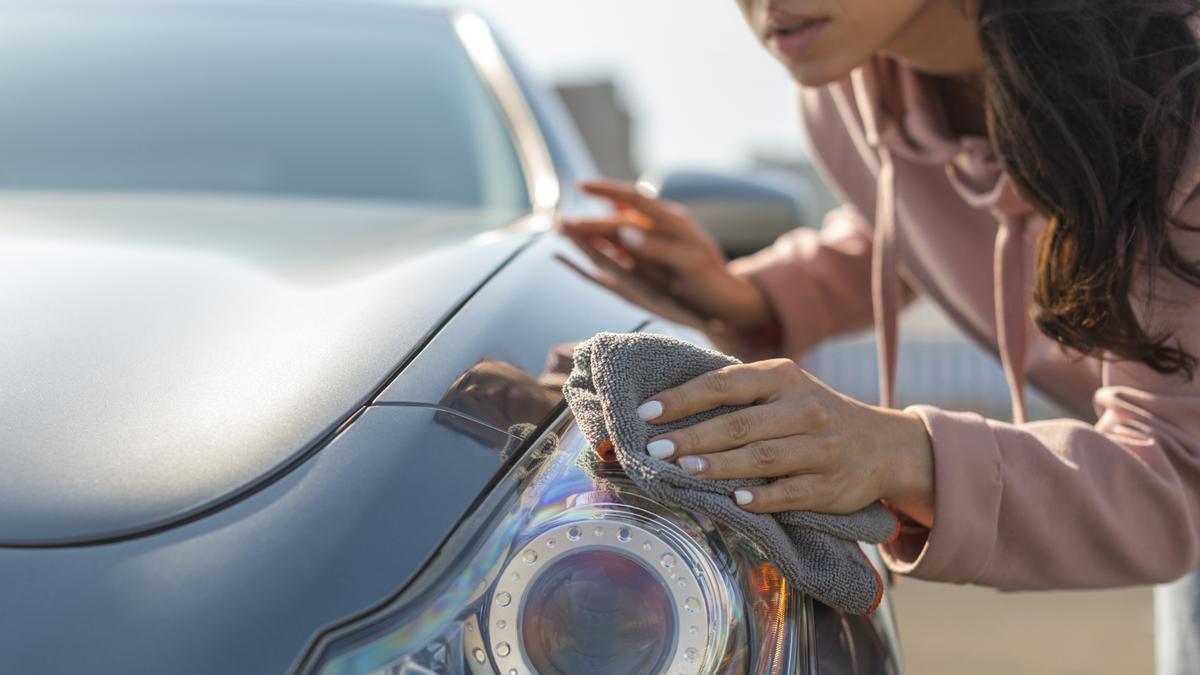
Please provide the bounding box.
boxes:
[727,56,1200,589]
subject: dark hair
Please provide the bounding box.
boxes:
[977,0,1200,378]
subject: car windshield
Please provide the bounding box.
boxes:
[0,3,531,212]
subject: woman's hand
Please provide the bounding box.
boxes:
[557,178,777,333]
[636,357,935,527]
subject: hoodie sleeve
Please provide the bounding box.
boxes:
[726,85,915,360]
[727,205,889,359]
[881,191,1200,589]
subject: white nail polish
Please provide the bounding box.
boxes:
[646,438,675,459]
[636,400,663,421]
[679,456,706,474]
[734,490,754,506]
[618,226,645,248]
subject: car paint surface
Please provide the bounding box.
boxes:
[0,406,507,673]
[376,235,649,419]
[0,4,640,670]
[0,221,662,673]
[0,193,534,545]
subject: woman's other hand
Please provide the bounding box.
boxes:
[635,357,935,527]
[557,178,777,333]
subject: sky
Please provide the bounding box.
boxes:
[447,0,810,172]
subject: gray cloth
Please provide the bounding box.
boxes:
[561,331,899,615]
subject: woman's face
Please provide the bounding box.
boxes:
[735,0,933,85]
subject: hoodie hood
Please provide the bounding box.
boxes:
[843,56,1038,423]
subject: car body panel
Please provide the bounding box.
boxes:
[0,406,515,674]
[0,193,533,545]
[0,231,661,674]
[376,234,651,426]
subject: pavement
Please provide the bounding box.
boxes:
[890,578,1153,674]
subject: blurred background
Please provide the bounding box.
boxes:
[456,1,1153,673]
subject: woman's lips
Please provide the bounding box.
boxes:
[765,17,831,58]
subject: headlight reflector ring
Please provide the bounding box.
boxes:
[487,517,713,675]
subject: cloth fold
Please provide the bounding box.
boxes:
[561,331,900,615]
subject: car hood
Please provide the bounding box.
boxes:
[0,191,534,545]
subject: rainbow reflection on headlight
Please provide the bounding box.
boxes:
[303,416,800,675]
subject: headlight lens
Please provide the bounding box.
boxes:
[489,506,723,675]
[513,526,679,675]
[300,412,806,675]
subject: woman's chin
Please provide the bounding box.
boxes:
[784,59,856,88]
[760,39,863,87]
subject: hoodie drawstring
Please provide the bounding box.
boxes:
[851,67,902,410]
[870,162,1030,423]
[993,211,1029,424]
[872,145,900,410]
[853,64,1029,423]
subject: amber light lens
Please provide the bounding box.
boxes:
[520,550,676,675]
[746,563,789,675]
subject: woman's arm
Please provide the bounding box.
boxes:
[635,279,1200,589]
[884,195,1200,589]
[728,204,915,360]
[887,367,1200,587]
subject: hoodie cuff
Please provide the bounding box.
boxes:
[727,235,832,359]
[879,405,1004,583]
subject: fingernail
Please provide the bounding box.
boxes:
[635,179,660,198]
[636,400,663,421]
[679,456,706,474]
[618,226,645,248]
[734,490,754,506]
[646,438,675,459]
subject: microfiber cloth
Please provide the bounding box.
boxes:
[561,331,900,615]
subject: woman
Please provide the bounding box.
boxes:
[558,1,1200,671]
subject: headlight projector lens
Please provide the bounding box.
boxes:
[487,519,712,675]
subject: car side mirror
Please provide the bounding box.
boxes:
[641,168,819,256]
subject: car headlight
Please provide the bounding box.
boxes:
[298,410,808,675]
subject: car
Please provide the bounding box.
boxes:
[0,1,904,672]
